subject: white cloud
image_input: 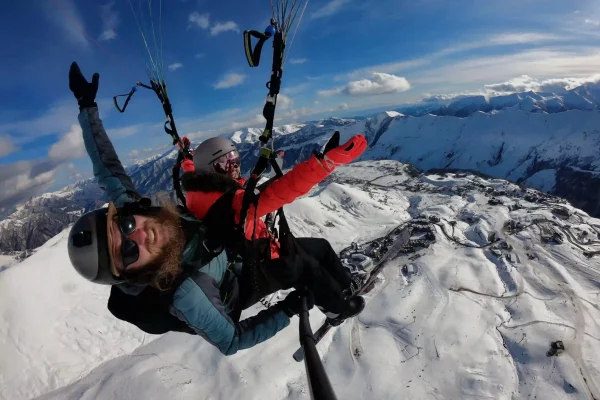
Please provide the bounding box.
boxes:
[311,0,350,19]
[188,12,238,36]
[195,53,205,59]
[99,29,117,41]
[48,125,86,162]
[168,63,183,71]
[0,98,114,142]
[0,135,18,157]
[99,1,118,41]
[110,124,148,139]
[338,103,349,110]
[486,32,561,46]
[229,114,265,131]
[411,48,600,86]
[319,72,411,96]
[318,88,341,97]
[277,94,293,110]
[585,19,600,26]
[289,58,308,65]
[421,92,485,103]
[128,149,140,159]
[285,82,311,95]
[45,0,88,47]
[341,32,562,81]
[483,74,600,94]
[210,21,240,36]
[0,161,58,209]
[189,12,210,29]
[214,73,246,89]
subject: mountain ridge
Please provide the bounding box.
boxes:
[2,84,600,253]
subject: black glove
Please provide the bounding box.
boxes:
[323,131,340,155]
[279,290,315,317]
[69,62,99,111]
[314,131,340,159]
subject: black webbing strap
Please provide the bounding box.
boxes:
[112,78,188,210]
[260,31,285,144]
[238,149,282,233]
[267,154,291,237]
[172,152,188,210]
[113,87,137,113]
[148,79,189,210]
[238,151,290,245]
[244,30,272,67]
[269,155,284,177]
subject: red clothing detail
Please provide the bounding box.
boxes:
[182,158,195,173]
[185,155,331,258]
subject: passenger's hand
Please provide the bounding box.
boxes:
[69,62,99,111]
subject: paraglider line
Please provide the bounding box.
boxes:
[284,0,310,65]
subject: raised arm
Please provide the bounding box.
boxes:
[69,62,140,206]
[234,133,368,223]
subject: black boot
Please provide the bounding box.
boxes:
[326,296,366,326]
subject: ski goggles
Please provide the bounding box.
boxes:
[212,150,241,175]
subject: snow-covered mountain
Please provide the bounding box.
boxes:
[2,84,600,255]
[399,82,600,117]
[0,181,104,252]
[2,160,600,399]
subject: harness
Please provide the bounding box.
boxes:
[198,154,301,308]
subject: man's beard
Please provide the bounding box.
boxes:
[124,202,186,291]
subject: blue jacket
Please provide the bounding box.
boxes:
[78,107,290,355]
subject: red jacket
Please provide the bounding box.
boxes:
[182,156,332,258]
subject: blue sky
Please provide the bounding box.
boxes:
[1,0,600,212]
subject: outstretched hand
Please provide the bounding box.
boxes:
[181,136,194,160]
[69,62,99,111]
[316,131,367,173]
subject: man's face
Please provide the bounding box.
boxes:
[107,203,173,277]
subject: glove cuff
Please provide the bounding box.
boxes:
[78,101,97,111]
[280,304,295,317]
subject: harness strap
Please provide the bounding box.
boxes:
[244,30,271,67]
[172,152,188,209]
[113,78,189,211]
[261,31,285,144]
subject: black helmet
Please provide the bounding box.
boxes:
[68,208,123,285]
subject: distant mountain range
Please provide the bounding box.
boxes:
[2,83,600,253]
[397,82,600,117]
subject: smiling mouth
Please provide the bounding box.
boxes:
[147,226,156,246]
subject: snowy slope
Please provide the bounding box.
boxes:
[2,161,600,400]
[366,109,600,178]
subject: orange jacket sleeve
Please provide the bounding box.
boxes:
[231,155,330,225]
[182,159,195,173]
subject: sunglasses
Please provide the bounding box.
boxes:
[115,212,140,269]
[212,151,241,175]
